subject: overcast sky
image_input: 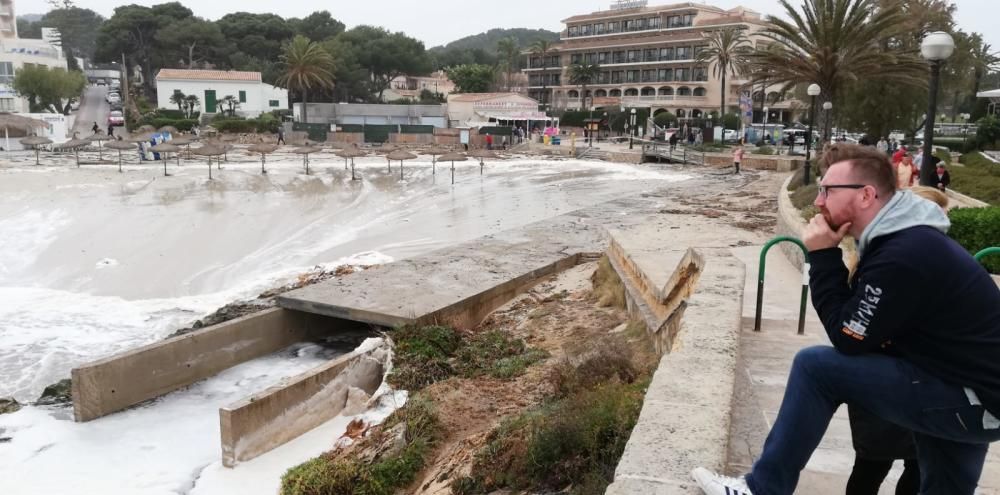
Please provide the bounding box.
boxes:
[16,0,1000,50]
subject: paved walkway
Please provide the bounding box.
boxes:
[728,245,1000,494]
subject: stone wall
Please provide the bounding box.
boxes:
[775,174,808,270]
[703,152,804,172]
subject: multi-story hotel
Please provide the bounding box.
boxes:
[0,0,68,113]
[525,0,798,124]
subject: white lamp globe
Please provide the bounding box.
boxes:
[807,83,821,96]
[921,31,955,61]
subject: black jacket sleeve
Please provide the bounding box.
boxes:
[808,247,920,354]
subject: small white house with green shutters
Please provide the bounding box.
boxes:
[155,69,287,117]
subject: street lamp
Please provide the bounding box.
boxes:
[589,105,596,147]
[629,108,637,149]
[919,31,955,186]
[961,112,971,149]
[823,101,833,144]
[805,83,821,185]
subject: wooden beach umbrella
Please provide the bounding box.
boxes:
[149,142,180,176]
[374,143,397,172]
[293,145,322,175]
[335,147,367,181]
[0,113,47,151]
[55,136,91,167]
[386,149,417,180]
[19,135,52,165]
[438,151,467,185]
[420,146,450,174]
[247,142,279,175]
[105,139,137,173]
[192,144,226,179]
[219,134,239,161]
[467,149,498,174]
[87,131,111,161]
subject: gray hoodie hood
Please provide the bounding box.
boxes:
[856,190,950,258]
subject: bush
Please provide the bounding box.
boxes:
[214,119,257,133]
[212,114,281,134]
[756,145,775,155]
[952,152,1000,206]
[948,206,1000,273]
[150,118,197,131]
[653,111,676,128]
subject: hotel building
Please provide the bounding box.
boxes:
[525,1,799,124]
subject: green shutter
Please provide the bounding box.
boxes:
[238,90,246,103]
[269,100,279,107]
[204,90,217,113]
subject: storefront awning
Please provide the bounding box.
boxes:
[474,111,552,121]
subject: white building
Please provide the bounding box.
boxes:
[0,0,69,113]
[446,93,548,128]
[155,69,287,118]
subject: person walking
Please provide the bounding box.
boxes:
[276,126,285,145]
[895,154,916,189]
[877,137,888,155]
[485,133,493,150]
[732,140,745,174]
[92,122,100,134]
[934,164,951,192]
[692,143,1000,495]
[669,132,679,152]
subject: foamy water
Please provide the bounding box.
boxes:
[0,151,690,494]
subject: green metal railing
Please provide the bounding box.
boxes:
[974,247,1000,263]
[754,236,810,335]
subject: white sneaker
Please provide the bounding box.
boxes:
[691,467,754,495]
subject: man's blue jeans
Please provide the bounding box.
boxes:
[745,346,1000,495]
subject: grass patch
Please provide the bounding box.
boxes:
[387,325,548,390]
[789,182,820,221]
[591,255,626,309]
[453,339,650,495]
[953,152,1000,205]
[280,396,440,495]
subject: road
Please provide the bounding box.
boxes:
[72,85,110,136]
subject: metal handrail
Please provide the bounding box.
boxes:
[754,236,811,334]
[975,247,1000,263]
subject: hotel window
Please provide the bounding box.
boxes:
[694,45,709,58]
[675,68,690,81]
[551,74,561,85]
[598,72,610,84]
[626,70,639,82]
[568,26,579,36]
[624,19,635,31]
[549,55,561,66]
[641,69,655,82]
[269,100,280,107]
[0,62,12,84]
[613,51,626,63]
[608,21,619,33]
[571,54,582,64]
[627,50,640,62]
[598,52,608,64]
[584,53,595,64]
[595,23,605,35]
[693,67,708,81]
[660,47,674,61]
[581,24,591,36]
[667,15,681,28]
[682,14,695,26]
[658,68,673,81]
[676,47,691,60]
[644,49,657,62]
[649,17,661,29]
[635,18,646,30]
[0,98,14,111]
[611,71,624,83]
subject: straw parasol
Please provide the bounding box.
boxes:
[247,142,280,174]
[421,146,450,175]
[192,144,226,179]
[467,149,499,174]
[105,139,137,173]
[374,143,398,172]
[335,147,367,181]
[55,135,91,167]
[87,131,112,161]
[293,145,322,175]
[20,135,52,165]
[149,142,181,176]
[386,149,417,180]
[0,113,47,151]
[438,151,467,185]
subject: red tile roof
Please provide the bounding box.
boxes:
[156,69,262,82]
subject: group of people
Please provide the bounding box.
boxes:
[692,143,1000,495]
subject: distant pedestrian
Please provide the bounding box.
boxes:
[687,131,695,145]
[107,124,114,137]
[485,133,493,150]
[892,146,907,165]
[732,140,745,174]
[877,138,888,154]
[92,122,100,134]
[501,136,508,150]
[276,126,285,145]
[935,164,951,191]
[669,132,678,151]
[914,148,924,172]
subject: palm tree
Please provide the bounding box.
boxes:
[969,37,1000,112]
[748,0,925,121]
[529,39,558,111]
[220,95,239,117]
[169,91,186,112]
[276,35,335,124]
[568,63,601,110]
[496,37,521,92]
[696,27,751,119]
[183,94,200,119]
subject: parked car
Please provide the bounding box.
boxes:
[109,101,123,111]
[723,129,739,142]
[96,79,107,86]
[108,110,125,127]
[106,94,121,105]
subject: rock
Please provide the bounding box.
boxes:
[36,378,72,406]
[0,397,21,414]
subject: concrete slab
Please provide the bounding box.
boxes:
[277,213,607,329]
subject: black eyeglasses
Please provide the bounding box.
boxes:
[818,184,868,198]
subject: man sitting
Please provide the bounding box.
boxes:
[692,143,1000,495]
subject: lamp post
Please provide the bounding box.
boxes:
[589,106,596,147]
[804,83,821,185]
[919,31,955,186]
[629,108,637,149]
[822,101,833,144]
[763,106,769,143]
[961,112,971,149]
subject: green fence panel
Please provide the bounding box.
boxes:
[363,125,396,143]
[400,125,434,134]
[337,124,364,133]
[291,123,329,142]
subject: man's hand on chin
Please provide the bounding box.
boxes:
[804,214,852,252]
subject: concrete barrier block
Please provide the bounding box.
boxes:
[219,342,387,467]
[71,308,310,422]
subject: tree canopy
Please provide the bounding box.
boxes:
[12,65,87,114]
